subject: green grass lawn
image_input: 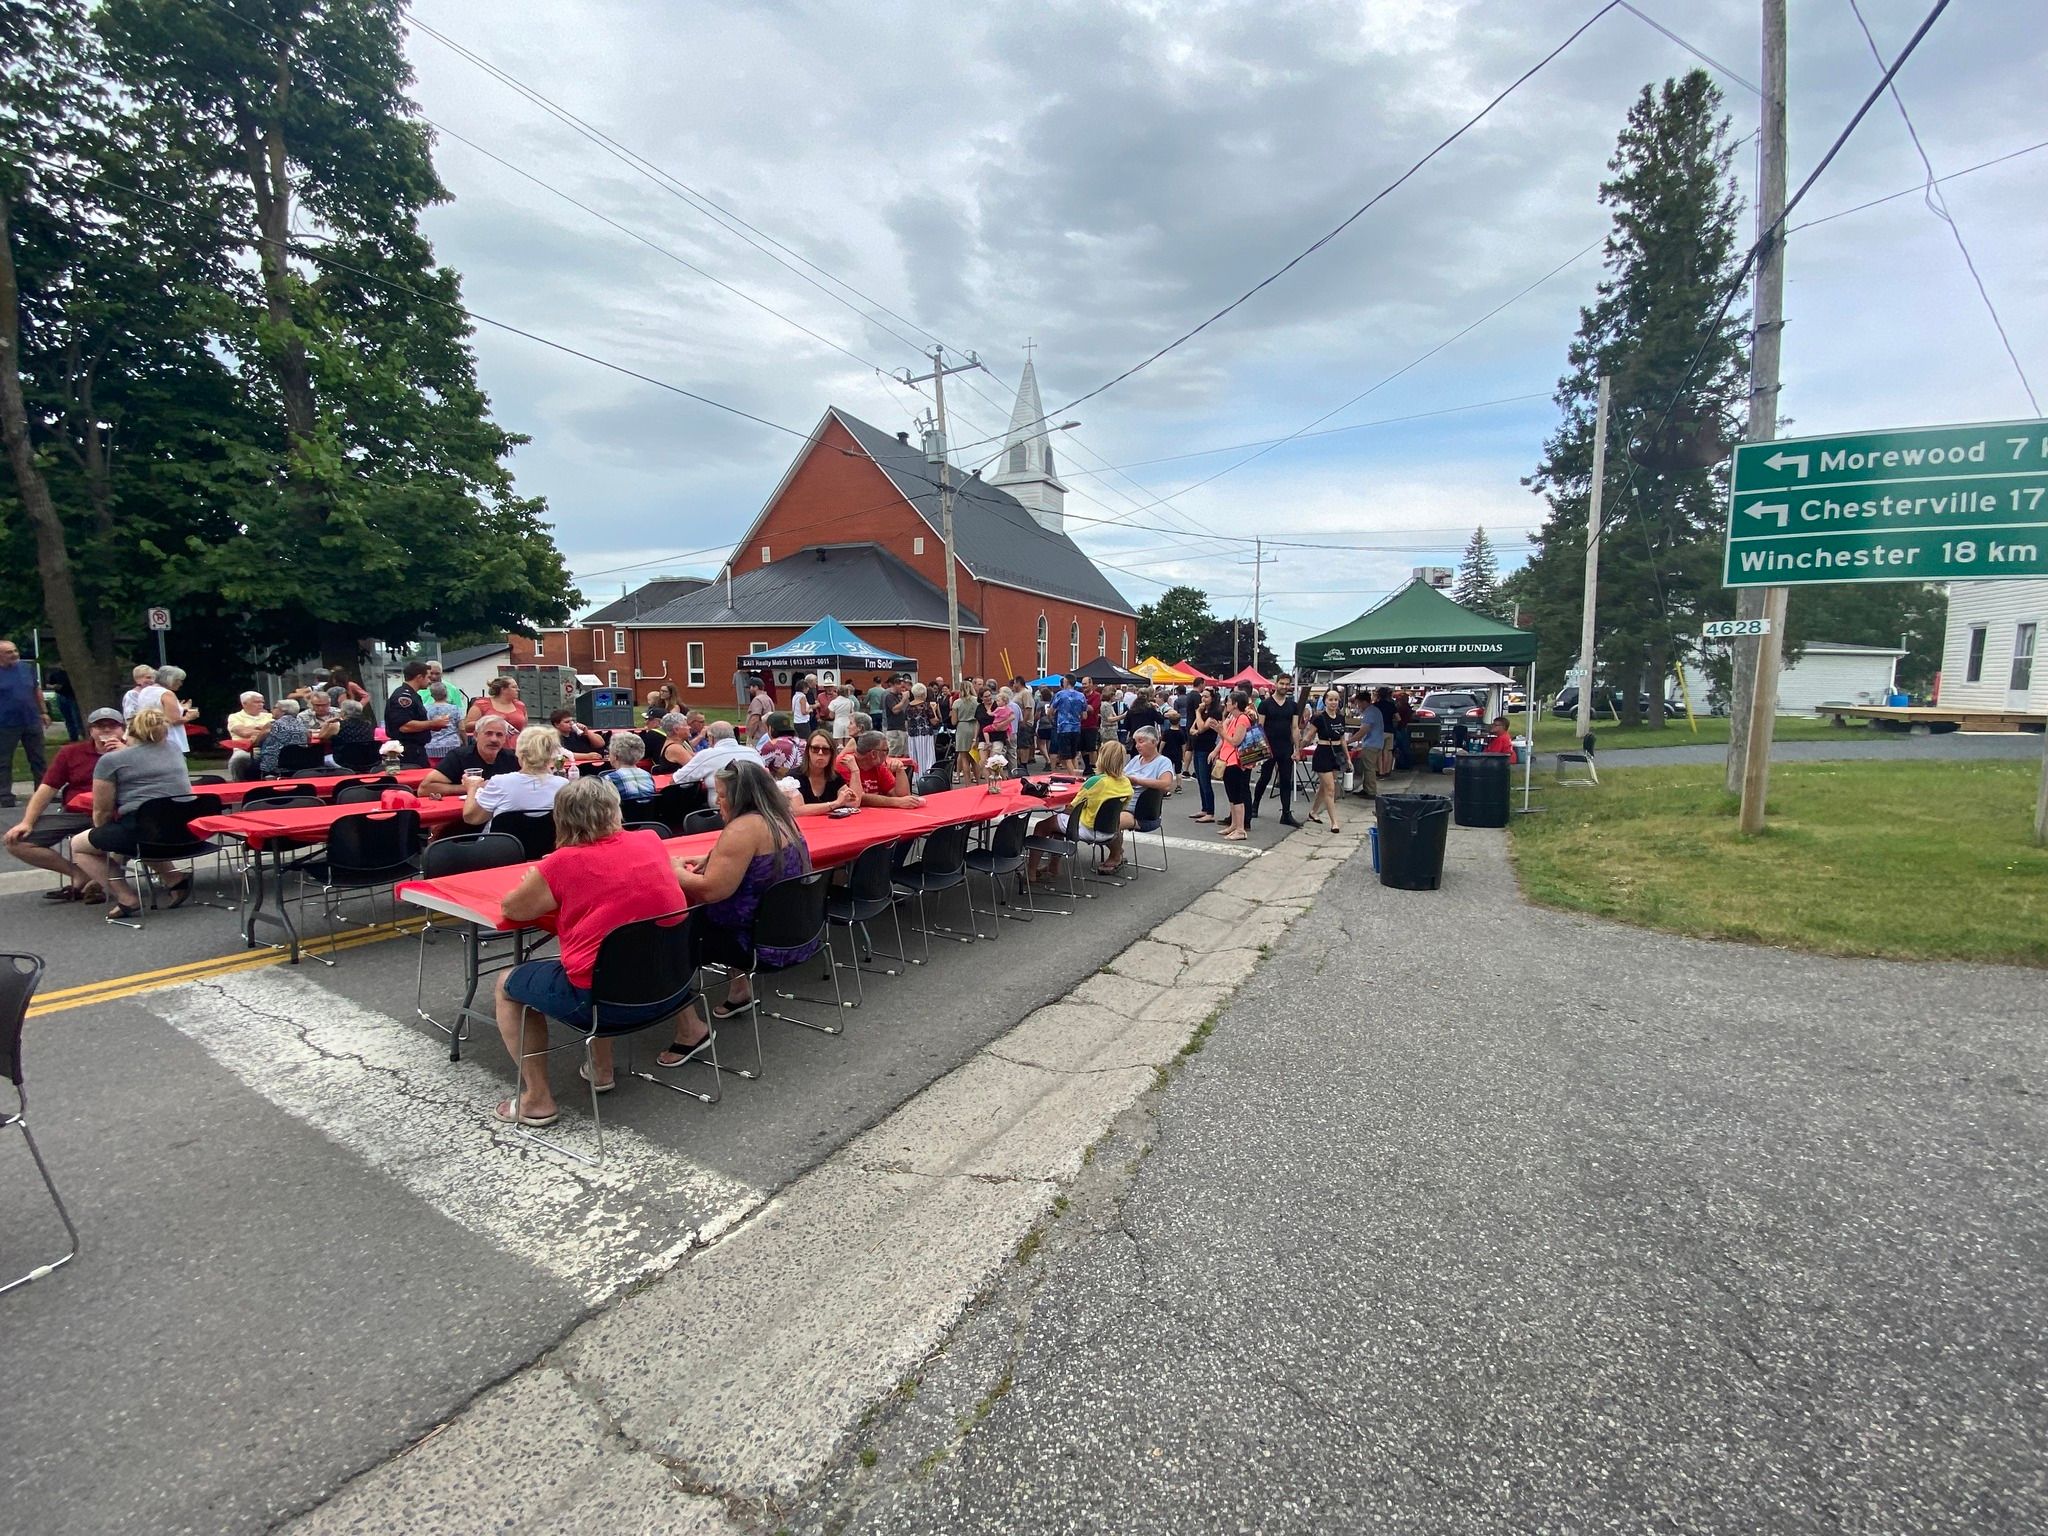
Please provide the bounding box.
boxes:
[1524,712,1851,753]
[1509,760,2048,967]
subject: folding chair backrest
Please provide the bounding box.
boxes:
[0,953,45,1089]
[328,809,423,872]
[419,830,525,879]
[333,743,382,772]
[750,871,829,968]
[1085,795,1128,836]
[587,912,695,1032]
[623,820,681,839]
[1132,786,1164,828]
[277,744,327,775]
[919,822,971,875]
[491,809,557,860]
[845,840,897,902]
[190,774,228,785]
[258,795,322,811]
[651,781,709,835]
[989,811,1032,860]
[136,793,224,855]
[914,764,952,796]
[681,808,724,835]
[243,783,316,806]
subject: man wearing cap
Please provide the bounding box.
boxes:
[3,708,127,899]
[0,636,52,807]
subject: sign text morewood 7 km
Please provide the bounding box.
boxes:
[1723,418,2048,588]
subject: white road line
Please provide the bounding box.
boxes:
[1152,833,1261,858]
[148,969,762,1304]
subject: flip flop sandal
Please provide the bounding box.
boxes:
[577,1064,616,1094]
[491,1099,560,1128]
[657,1036,714,1069]
[710,999,754,1020]
[163,876,195,910]
[42,888,82,902]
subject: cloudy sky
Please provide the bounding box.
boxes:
[402,0,2046,658]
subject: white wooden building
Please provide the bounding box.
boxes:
[1776,640,1907,713]
[1936,579,2046,713]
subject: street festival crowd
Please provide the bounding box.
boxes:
[1,639,1517,1127]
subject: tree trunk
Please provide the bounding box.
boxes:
[1645,638,1669,729]
[0,194,119,712]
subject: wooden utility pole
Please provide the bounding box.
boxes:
[1735,0,1789,831]
[1575,375,1613,743]
[902,347,983,685]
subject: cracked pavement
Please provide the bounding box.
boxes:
[798,818,2048,1535]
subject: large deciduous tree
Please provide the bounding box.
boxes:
[1190,618,1277,680]
[1511,71,1748,727]
[1136,584,1215,665]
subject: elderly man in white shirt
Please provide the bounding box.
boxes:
[674,719,765,786]
[1125,728,1178,794]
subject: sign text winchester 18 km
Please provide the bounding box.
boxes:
[1723,418,2048,588]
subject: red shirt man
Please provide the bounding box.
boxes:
[836,731,923,808]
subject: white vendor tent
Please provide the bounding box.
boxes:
[1329,665,1520,690]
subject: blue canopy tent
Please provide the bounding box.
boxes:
[749,615,913,670]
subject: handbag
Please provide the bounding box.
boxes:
[1236,724,1270,769]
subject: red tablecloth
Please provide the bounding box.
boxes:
[66,768,432,814]
[395,781,1074,931]
[191,798,470,851]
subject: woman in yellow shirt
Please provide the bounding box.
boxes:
[1027,740,1133,882]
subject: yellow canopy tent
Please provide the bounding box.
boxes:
[1134,655,1198,684]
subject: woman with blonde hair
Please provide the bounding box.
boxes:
[463,725,569,825]
[69,707,195,922]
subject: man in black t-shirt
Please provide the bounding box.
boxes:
[1252,675,1307,827]
[384,659,434,767]
[418,715,519,799]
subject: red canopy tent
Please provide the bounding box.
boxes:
[1219,665,1273,691]
[1174,660,1221,684]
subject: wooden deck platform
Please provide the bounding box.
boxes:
[1812,704,2046,733]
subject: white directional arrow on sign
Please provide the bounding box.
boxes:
[1744,503,1791,529]
[1763,451,1809,477]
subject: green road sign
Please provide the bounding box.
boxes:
[1724,417,2048,586]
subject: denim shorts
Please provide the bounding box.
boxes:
[1051,731,1081,759]
[503,959,687,1031]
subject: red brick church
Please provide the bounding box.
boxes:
[513,360,1138,698]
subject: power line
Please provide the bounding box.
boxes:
[1843,0,2038,414]
[1615,2,1761,96]
[1788,137,2048,232]
[956,1,1628,450]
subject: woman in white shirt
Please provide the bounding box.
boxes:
[134,664,199,754]
[464,725,570,825]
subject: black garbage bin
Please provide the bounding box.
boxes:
[1453,750,1510,828]
[1376,793,1451,891]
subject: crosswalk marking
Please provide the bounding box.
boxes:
[147,969,762,1304]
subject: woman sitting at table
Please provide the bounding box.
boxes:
[657,710,696,770]
[463,725,570,826]
[549,707,609,758]
[791,730,858,816]
[325,698,382,772]
[655,758,817,1066]
[601,731,657,806]
[1024,739,1133,882]
[69,707,195,922]
[756,712,804,777]
[490,777,692,1127]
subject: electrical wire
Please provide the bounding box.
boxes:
[1843,0,2038,414]
[1788,138,2048,232]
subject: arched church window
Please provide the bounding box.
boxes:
[1121,630,1130,666]
[1096,625,1106,658]
[1036,615,1049,675]
[1007,444,1027,475]
[1069,621,1080,669]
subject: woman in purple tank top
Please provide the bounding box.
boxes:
[659,758,819,1066]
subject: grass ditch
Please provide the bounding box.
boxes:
[1509,760,2048,966]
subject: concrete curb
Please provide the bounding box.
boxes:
[287,822,1369,1533]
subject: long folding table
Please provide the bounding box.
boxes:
[64,768,432,814]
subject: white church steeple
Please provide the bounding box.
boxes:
[987,347,1067,533]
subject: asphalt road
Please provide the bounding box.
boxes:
[0,794,1279,1536]
[826,822,2048,1534]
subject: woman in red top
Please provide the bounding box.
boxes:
[491,776,688,1127]
[463,675,529,737]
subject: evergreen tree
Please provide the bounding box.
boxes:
[1137,584,1215,664]
[1453,527,1504,618]
[1512,71,1748,727]
[1190,619,1278,679]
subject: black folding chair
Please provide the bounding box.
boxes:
[511,912,712,1165]
[623,819,681,838]
[276,743,327,776]
[489,809,558,861]
[701,871,840,1074]
[292,809,424,965]
[241,782,319,807]
[824,841,911,1000]
[331,742,382,774]
[893,823,978,956]
[190,773,228,785]
[412,831,528,1060]
[1,954,79,1296]
[108,792,230,929]
[648,781,708,836]
[680,808,724,836]
[965,811,1036,930]
[1125,785,1169,875]
[332,780,391,805]
[1082,794,1132,887]
[1022,804,1086,912]
[914,762,952,796]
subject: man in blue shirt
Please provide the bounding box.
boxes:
[0,637,52,808]
[1050,678,1087,770]
[1354,689,1387,799]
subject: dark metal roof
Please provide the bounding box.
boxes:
[582,577,710,624]
[627,544,984,630]
[830,409,1137,616]
[438,641,510,669]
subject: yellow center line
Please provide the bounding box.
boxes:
[27,918,432,1018]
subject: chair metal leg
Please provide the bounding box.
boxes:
[767,940,847,1034]
[627,1002,723,1103]
[0,1103,82,1296]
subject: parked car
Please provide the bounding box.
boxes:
[1416,690,1485,724]
[1551,686,1683,720]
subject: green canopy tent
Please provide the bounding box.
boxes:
[1296,579,1541,810]
[1293,579,1535,672]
